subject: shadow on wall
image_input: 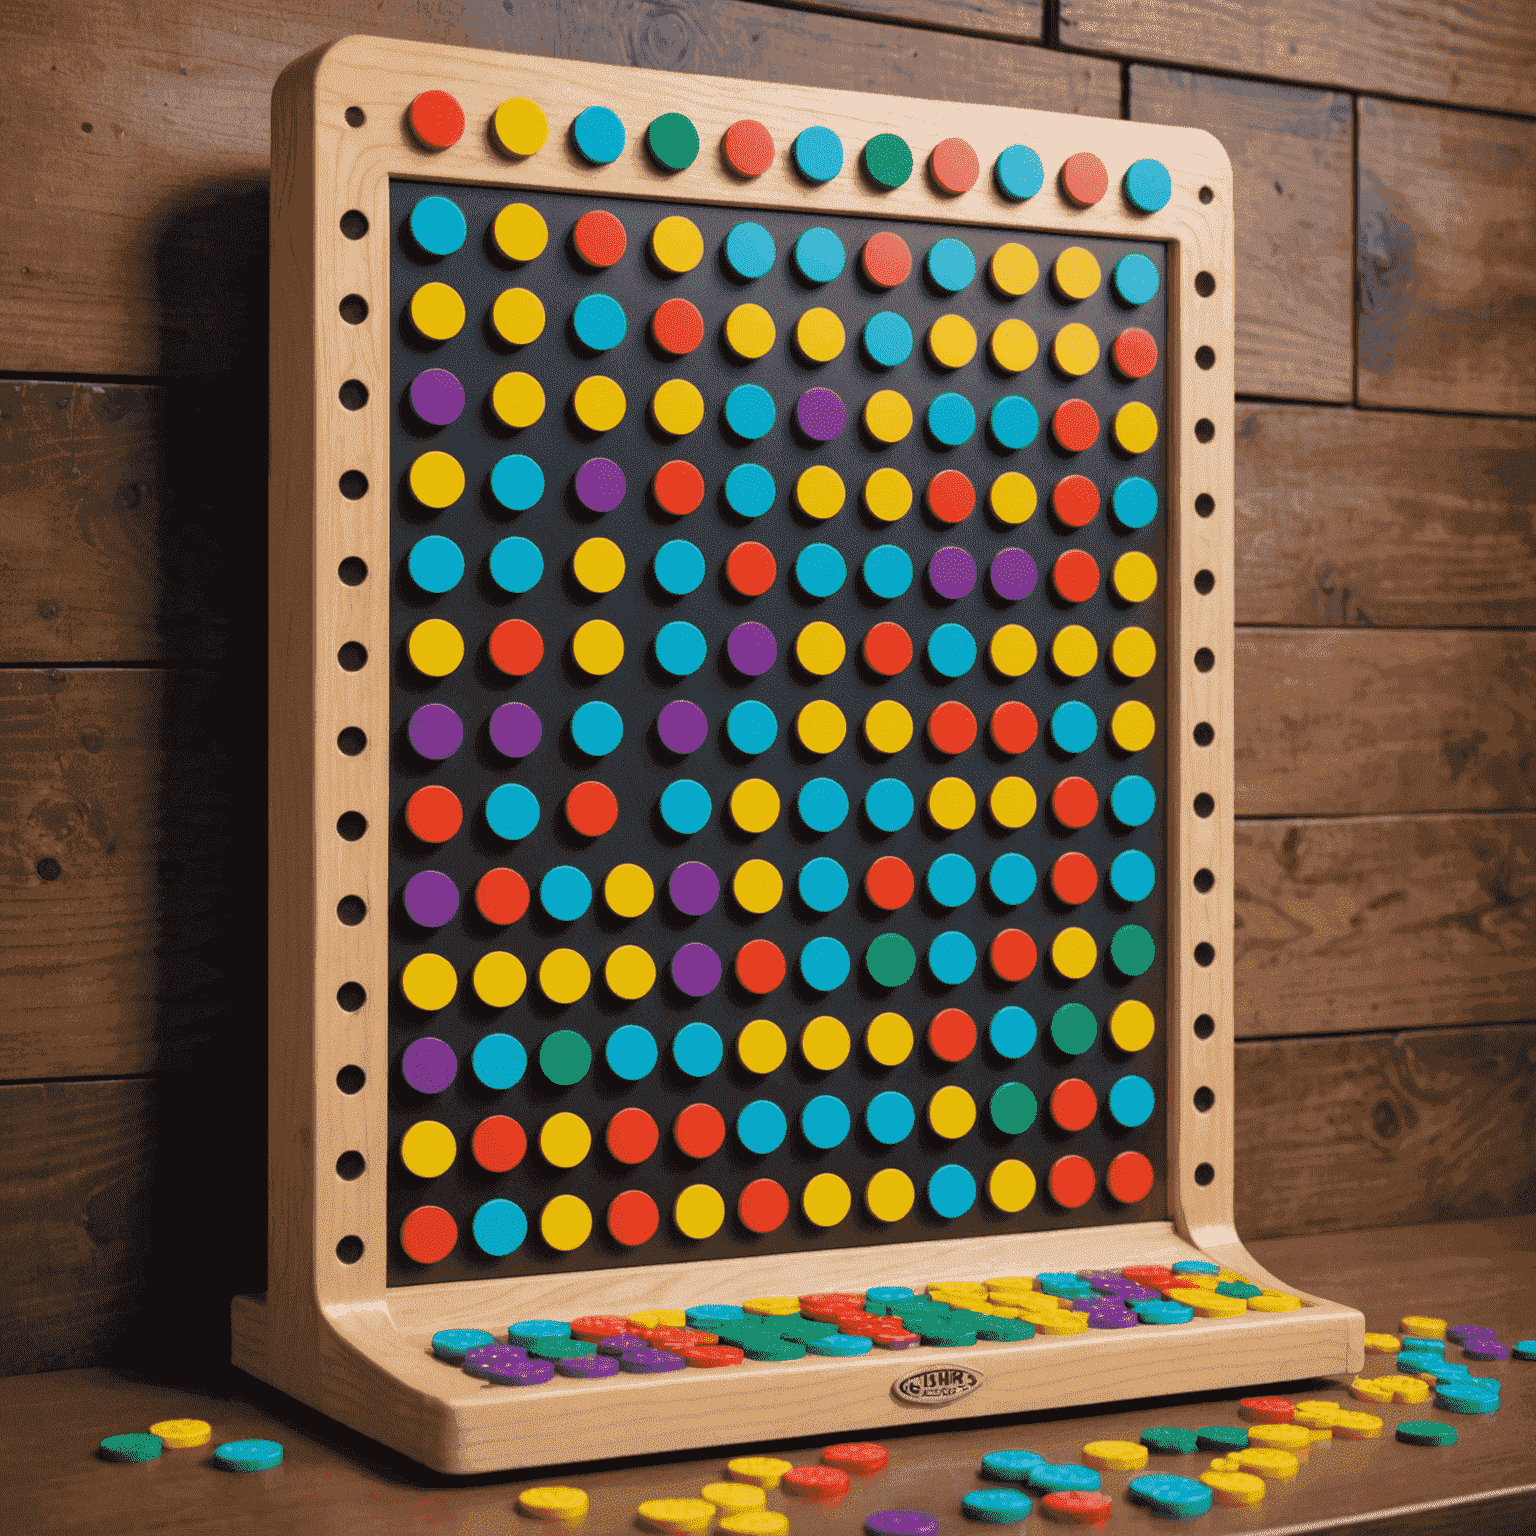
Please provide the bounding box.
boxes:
[124,177,270,1385]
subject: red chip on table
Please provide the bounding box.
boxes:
[1112,327,1158,380]
[861,231,912,289]
[724,119,775,178]
[407,89,465,150]
[928,137,980,195]
[925,468,976,523]
[862,620,913,676]
[1051,474,1101,528]
[651,297,705,355]
[1051,399,1100,454]
[565,780,618,837]
[1240,1396,1297,1423]
[1041,1489,1112,1525]
[822,1442,890,1473]
[572,209,627,268]
[653,459,706,516]
[834,1316,886,1337]
[801,1292,865,1309]
[1059,151,1109,208]
[990,700,1038,755]
[1121,1264,1174,1286]
[871,1328,919,1348]
[570,1315,631,1341]
[475,866,529,924]
[783,1465,851,1500]
[684,1344,744,1368]
[990,929,1038,983]
[649,1327,719,1349]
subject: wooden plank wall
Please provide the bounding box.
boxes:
[2,0,1532,1376]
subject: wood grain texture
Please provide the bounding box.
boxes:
[0,381,259,664]
[1060,0,1536,117]
[1235,813,1536,1039]
[1235,405,1536,629]
[1235,1025,1536,1238]
[0,1077,263,1377]
[0,668,262,1081]
[758,0,1040,40]
[1236,629,1536,817]
[1358,97,1536,416]
[0,0,1109,378]
[1130,68,1351,402]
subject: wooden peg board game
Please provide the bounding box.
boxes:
[238,34,1363,1474]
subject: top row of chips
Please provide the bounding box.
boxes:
[400,88,1173,215]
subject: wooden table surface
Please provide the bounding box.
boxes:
[7,1216,1534,1535]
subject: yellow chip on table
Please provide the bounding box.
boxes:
[727,1455,794,1488]
[149,1418,211,1449]
[1082,1439,1148,1472]
[520,1486,591,1521]
[639,1497,717,1534]
[701,1482,766,1514]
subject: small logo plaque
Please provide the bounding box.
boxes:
[891,1364,985,1406]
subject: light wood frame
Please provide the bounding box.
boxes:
[238,32,1362,1474]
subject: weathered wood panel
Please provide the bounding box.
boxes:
[1235,814,1536,1040]
[0,668,260,1082]
[1358,97,1536,416]
[1235,629,1536,817]
[1235,1024,1536,1239]
[760,0,1040,39]
[0,382,253,665]
[6,1027,1529,1373]
[0,0,1108,379]
[0,1076,263,1376]
[1234,405,1536,629]
[1061,0,1536,117]
[1129,68,1351,402]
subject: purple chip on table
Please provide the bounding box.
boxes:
[463,1343,528,1378]
[401,1036,457,1095]
[990,547,1038,601]
[657,699,708,755]
[1464,1341,1511,1360]
[558,1353,622,1379]
[485,1357,557,1386]
[1087,1310,1140,1329]
[489,701,543,759]
[403,870,460,929]
[574,457,626,513]
[408,702,464,761]
[669,861,720,917]
[598,1334,648,1357]
[1447,1324,1494,1343]
[795,387,847,443]
[620,1348,687,1374]
[727,621,777,677]
[409,368,466,427]
[671,942,723,998]
[928,546,977,600]
[865,1511,939,1536]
